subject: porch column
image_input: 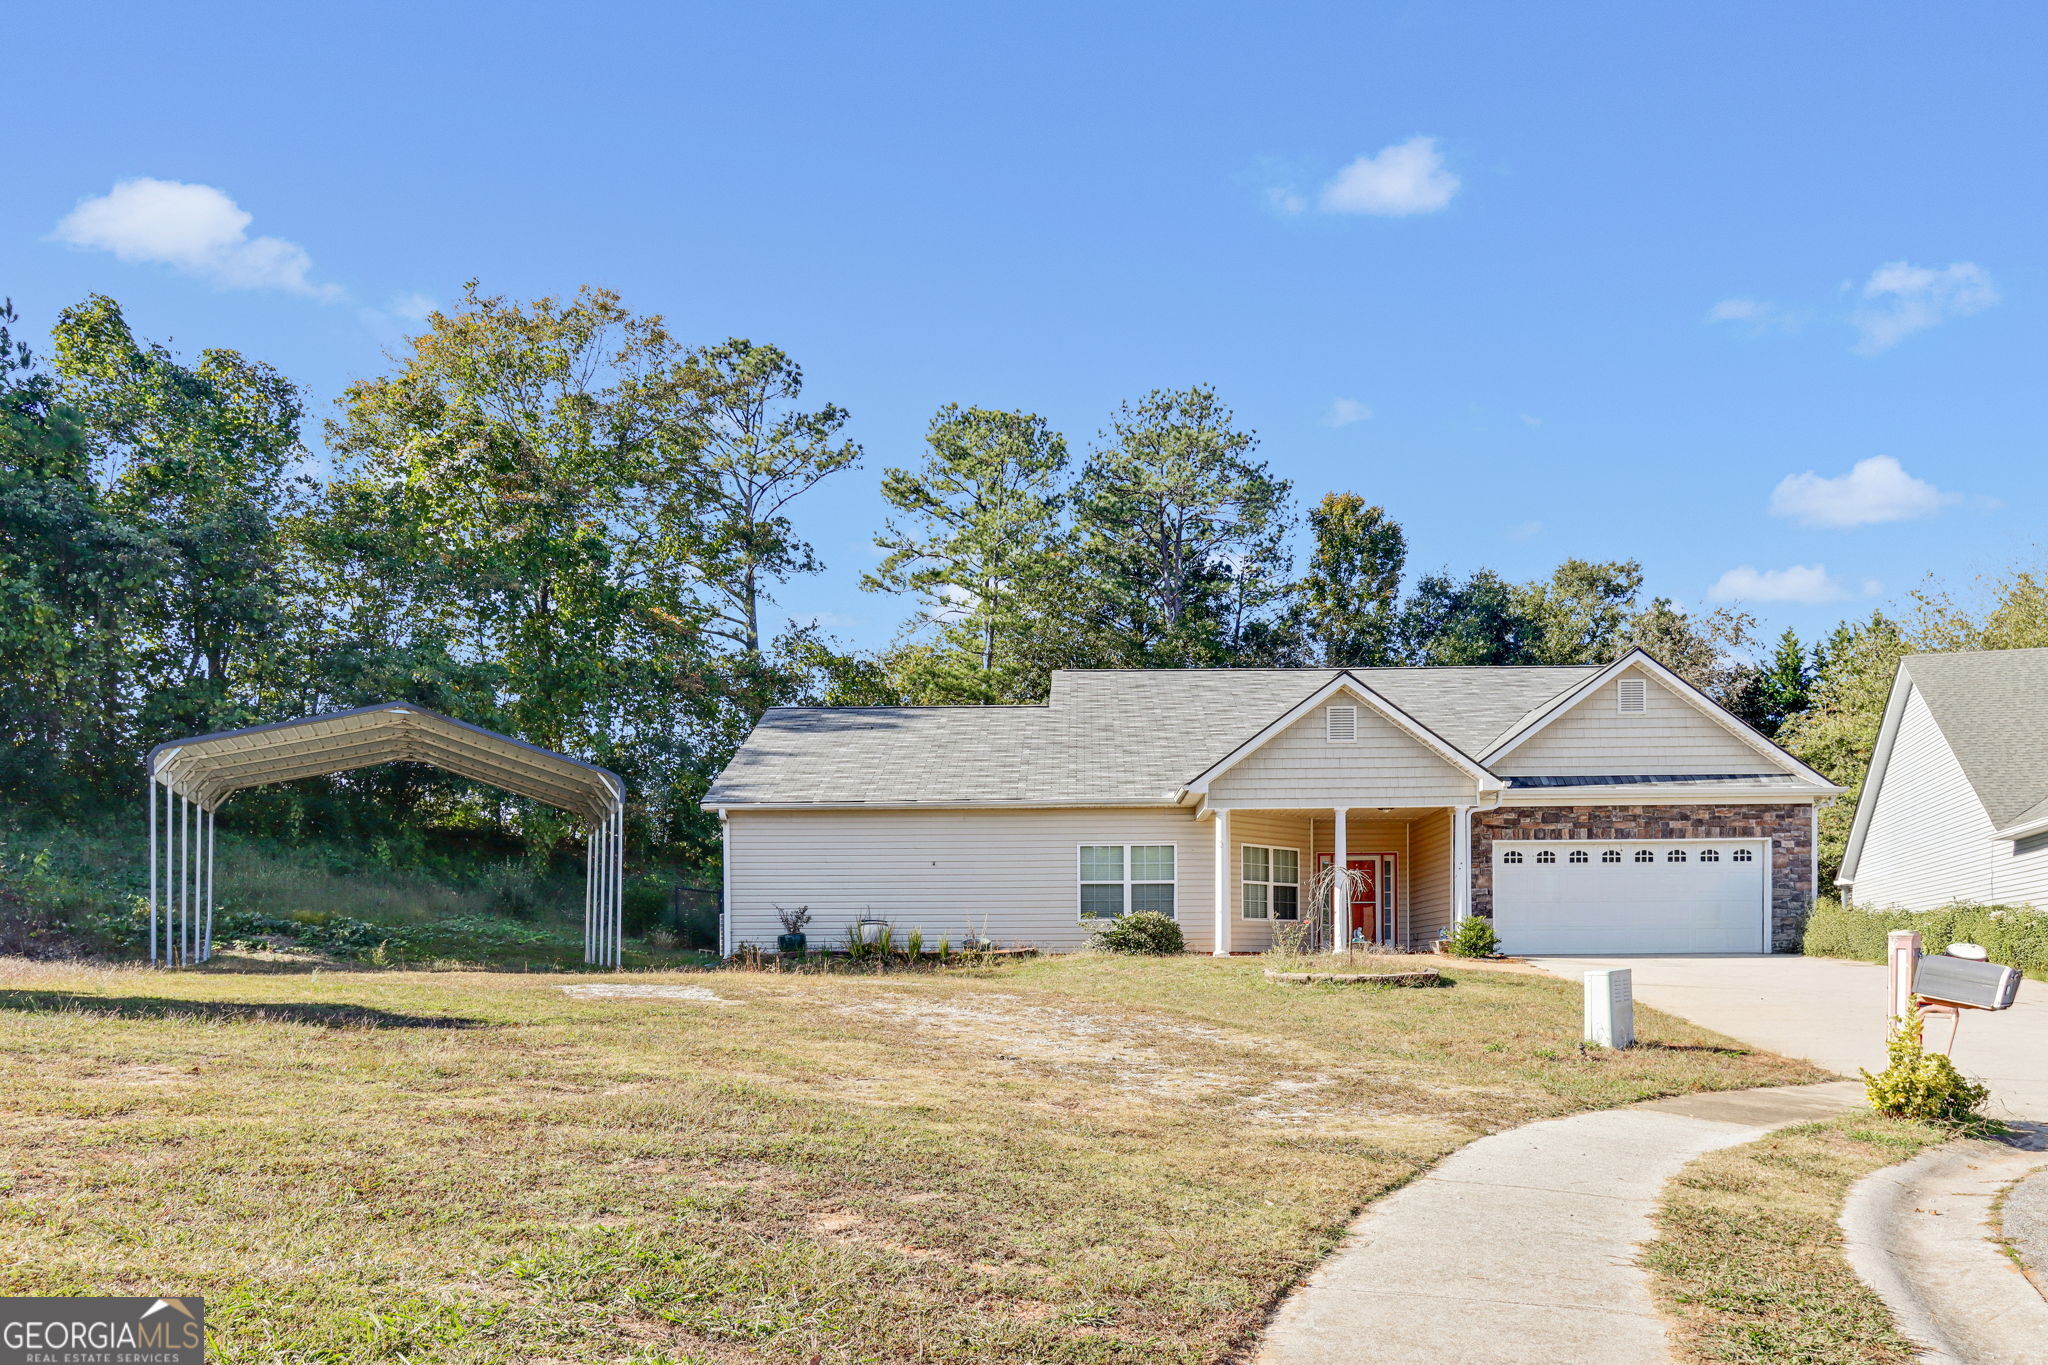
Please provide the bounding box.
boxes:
[1211,808,1232,957]
[1451,804,1473,923]
[1330,806,1348,953]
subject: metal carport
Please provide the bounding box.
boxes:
[145,703,626,967]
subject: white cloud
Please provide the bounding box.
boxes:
[1318,136,1459,216]
[1708,297,1773,323]
[52,178,339,299]
[1506,520,1543,540]
[1326,397,1372,427]
[388,291,436,321]
[1768,455,1960,528]
[1519,414,1542,427]
[1851,260,1997,353]
[1267,185,1307,215]
[1706,564,1879,605]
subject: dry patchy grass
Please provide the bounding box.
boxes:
[1645,1115,1950,1365]
[0,952,1823,1363]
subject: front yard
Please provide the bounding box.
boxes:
[0,953,1823,1363]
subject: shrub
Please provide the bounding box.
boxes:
[1804,897,2048,982]
[1443,916,1500,958]
[1091,911,1185,955]
[1862,1011,1991,1127]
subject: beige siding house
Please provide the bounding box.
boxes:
[1839,649,2048,911]
[708,650,1840,956]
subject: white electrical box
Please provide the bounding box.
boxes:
[1584,968,1636,1048]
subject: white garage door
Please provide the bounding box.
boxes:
[1491,840,1768,955]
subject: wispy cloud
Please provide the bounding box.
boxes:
[1271,136,1459,218]
[1518,414,1542,427]
[1325,397,1372,427]
[52,178,339,299]
[1851,261,1999,353]
[1707,564,1879,605]
[1320,136,1459,216]
[1768,455,1960,529]
[1705,297,1802,335]
[1506,520,1543,540]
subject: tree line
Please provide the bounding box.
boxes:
[0,282,1956,877]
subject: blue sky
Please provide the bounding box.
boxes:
[7,2,2042,654]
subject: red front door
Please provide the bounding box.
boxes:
[1348,857,1377,939]
[1320,853,1398,943]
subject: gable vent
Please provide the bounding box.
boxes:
[1326,705,1358,742]
[1616,677,1648,715]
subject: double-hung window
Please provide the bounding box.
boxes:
[1241,845,1301,920]
[1078,844,1176,920]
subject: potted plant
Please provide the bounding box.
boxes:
[856,916,890,947]
[775,905,812,957]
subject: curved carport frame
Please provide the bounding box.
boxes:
[145,703,626,968]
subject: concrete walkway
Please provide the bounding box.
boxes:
[1255,1081,1863,1365]
[1535,954,2048,1363]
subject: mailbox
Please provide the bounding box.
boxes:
[1913,953,2022,1012]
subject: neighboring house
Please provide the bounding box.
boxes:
[1839,648,2048,911]
[706,648,1841,957]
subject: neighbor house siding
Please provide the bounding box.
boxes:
[1208,699,1478,806]
[724,805,1213,953]
[1490,666,1777,777]
[1852,688,1999,911]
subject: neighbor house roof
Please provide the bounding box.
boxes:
[1897,649,2048,832]
[707,664,1621,808]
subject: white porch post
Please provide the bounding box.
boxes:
[1212,808,1232,957]
[146,771,157,967]
[1451,804,1473,923]
[1331,806,1349,953]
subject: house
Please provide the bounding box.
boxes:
[1838,648,2048,911]
[706,648,1841,957]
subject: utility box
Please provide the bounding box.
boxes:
[1584,968,1636,1049]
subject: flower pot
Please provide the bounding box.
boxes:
[856,921,888,946]
[777,933,807,956]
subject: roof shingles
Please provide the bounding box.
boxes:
[707,666,1598,807]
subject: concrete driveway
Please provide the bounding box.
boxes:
[1525,953,2048,1124]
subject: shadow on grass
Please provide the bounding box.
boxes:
[0,990,487,1029]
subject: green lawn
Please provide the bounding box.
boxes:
[0,952,1825,1364]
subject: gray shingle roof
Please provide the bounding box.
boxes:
[706,666,1597,807]
[1903,649,2048,829]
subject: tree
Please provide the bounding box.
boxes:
[1616,597,1759,708]
[324,283,709,762]
[1396,569,1527,665]
[1742,627,1812,736]
[1514,559,1644,665]
[864,405,1070,702]
[1071,385,1292,667]
[1298,493,1406,666]
[1779,611,1907,883]
[51,295,307,746]
[666,339,861,656]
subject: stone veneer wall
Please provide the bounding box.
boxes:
[1469,804,1817,952]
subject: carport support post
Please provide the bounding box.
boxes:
[146,772,157,966]
[1889,930,1921,1020]
[203,808,215,962]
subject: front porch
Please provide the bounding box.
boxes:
[1203,806,1472,955]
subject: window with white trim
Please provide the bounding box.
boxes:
[1617,677,1648,714]
[1667,849,1687,862]
[1536,849,1556,864]
[1569,849,1589,863]
[1241,845,1301,920]
[1732,848,1754,862]
[1700,849,1721,862]
[1634,848,1655,863]
[1601,849,1622,864]
[1502,849,1524,864]
[1079,844,1175,920]
[1326,705,1358,742]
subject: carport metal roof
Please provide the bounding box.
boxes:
[146,703,625,822]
